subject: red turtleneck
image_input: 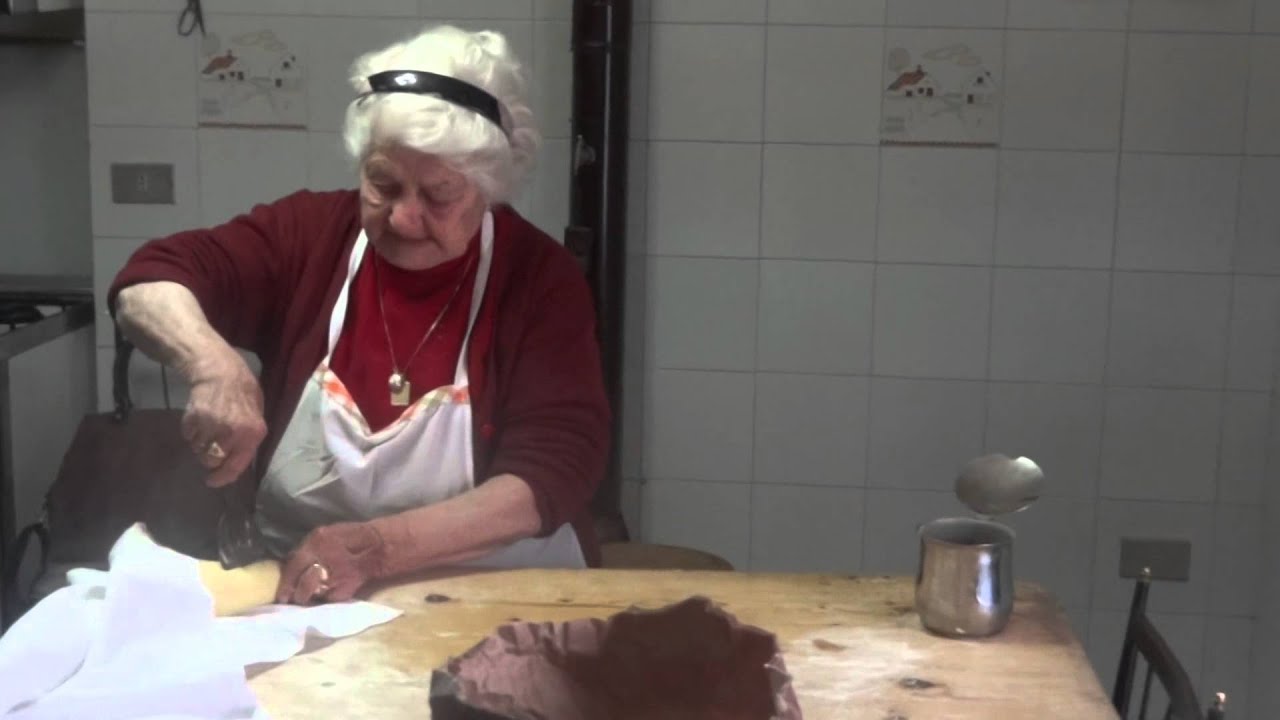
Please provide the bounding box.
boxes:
[329,239,480,432]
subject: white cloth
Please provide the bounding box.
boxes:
[0,525,400,720]
[255,211,584,569]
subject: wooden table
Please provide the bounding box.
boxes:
[251,570,1118,719]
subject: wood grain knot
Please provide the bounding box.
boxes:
[898,677,940,691]
[424,594,453,603]
[812,638,848,652]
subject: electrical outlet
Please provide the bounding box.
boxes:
[1119,537,1192,582]
[110,163,175,205]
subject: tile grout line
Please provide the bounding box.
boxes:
[861,3,891,575]
[1200,15,1261,688]
[1087,0,1135,651]
[746,2,771,572]
[980,0,1013,462]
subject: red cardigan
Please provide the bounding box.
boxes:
[107,190,609,566]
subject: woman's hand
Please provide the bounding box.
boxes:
[275,522,388,605]
[182,349,267,488]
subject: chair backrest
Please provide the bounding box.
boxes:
[1112,571,1221,720]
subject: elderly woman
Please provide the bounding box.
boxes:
[108,25,608,605]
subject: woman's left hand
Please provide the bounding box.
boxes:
[275,522,387,604]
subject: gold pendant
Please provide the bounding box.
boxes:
[389,372,410,407]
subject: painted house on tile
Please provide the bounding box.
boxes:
[887,65,938,99]
[202,50,244,82]
[966,69,997,106]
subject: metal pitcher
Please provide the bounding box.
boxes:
[915,517,1015,638]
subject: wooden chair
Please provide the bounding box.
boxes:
[599,542,734,571]
[1112,567,1228,720]
[592,498,735,572]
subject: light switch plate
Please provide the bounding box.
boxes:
[111,163,175,205]
[1119,537,1192,582]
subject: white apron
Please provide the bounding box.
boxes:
[254,211,585,570]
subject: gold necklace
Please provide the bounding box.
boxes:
[372,250,475,407]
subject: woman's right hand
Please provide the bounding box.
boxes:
[182,349,268,487]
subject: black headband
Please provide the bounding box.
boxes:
[365,70,506,134]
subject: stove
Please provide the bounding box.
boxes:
[0,274,95,629]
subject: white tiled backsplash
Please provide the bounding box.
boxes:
[85,1,1280,716]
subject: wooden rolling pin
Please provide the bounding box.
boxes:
[197,559,282,616]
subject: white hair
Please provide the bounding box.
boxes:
[342,25,539,203]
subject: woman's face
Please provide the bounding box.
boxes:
[359,145,486,270]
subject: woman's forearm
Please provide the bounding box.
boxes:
[115,281,241,381]
[369,473,544,577]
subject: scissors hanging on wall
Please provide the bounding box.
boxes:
[178,0,206,37]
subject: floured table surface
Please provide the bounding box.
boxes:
[251,570,1118,719]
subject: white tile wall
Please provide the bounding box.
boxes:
[643,370,754,484]
[302,18,415,133]
[1218,392,1269,505]
[1236,157,1280,273]
[877,148,998,264]
[886,0,1009,28]
[1228,277,1280,390]
[1247,37,1280,156]
[647,24,765,141]
[417,0,531,19]
[646,142,761,257]
[1002,31,1126,151]
[757,261,874,374]
[197,129,309,225]
[308,0,416,16]
[523,136,570,235]
[89,126,203,238]
[989,269,1110,383]
[994,151,1117,268]
[306,131,355,190]
[649,257,757,371]
[761,144,878,261]
[872,265,991,379]
[861,489,967,574]
[1115,154,1239,273]
[531,19,572,139]
[1106,273,1232,388]
[985,382,1104,498]
[1122,34,1250,155]
[1258,0,1280,32]
[1212,504,1261,618]
[650,0,766,23]
[1205,616,1254,719]
[764,26,884,144]
[1002,496,1096,609]
[1006,0,1128,29]
[1100,388,1222,502]
[867,378,987,491]
[85,12,197,127]
[1129,0,1254,33]
[750,484,865,573]
[532,0,569,20]
[754,374,869,487]
[767,0,886,25]
[641,479,751,569]
[204,0,306,13]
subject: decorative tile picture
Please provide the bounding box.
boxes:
[880,29,1003,148]
[197,25,306,129]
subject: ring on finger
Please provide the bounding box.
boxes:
[308,562,332,597]
[204,440,228,463]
